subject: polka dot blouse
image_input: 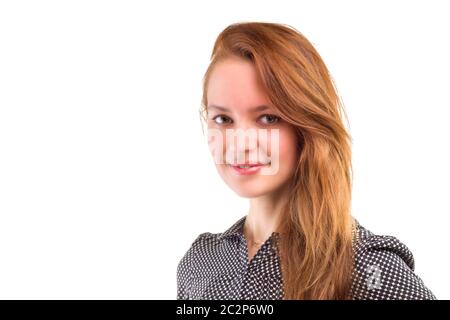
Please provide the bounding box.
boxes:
[177,215,436,300]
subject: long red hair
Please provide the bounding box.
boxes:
[200,22,355,299]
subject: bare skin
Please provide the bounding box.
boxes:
[246,243,260,263]
[243,181,290,263]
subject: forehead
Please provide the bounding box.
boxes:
[207,57,271,113]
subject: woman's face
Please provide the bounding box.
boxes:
[206,57,299,198]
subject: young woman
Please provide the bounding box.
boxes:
[177,22,436,300]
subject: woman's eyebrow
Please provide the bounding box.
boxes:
[208,105,271,113]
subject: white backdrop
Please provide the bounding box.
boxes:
[0,0,448,299]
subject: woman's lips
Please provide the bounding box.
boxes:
[228,163,270,175]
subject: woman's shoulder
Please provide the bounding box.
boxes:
[350,218,436,300]
[352,219,415,269]
[176,231,225,274]
[176,228,236,299]
[179,216,246,259]
[176,217,245,282]
[177,232,215,267]
[176,232,211,299]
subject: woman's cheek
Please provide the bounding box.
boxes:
[278,129,299,174]
[207,127,228,165]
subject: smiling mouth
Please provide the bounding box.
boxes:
[235,164,266,169]
[227,162,271,175]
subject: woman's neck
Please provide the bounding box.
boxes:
[245,187,288,243]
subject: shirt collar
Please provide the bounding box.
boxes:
[217,215,247,240]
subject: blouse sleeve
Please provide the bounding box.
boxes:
[350,234,436,300]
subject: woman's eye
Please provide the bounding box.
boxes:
[259,114,280,124]
[212,115,232,125]
[210,114,279,125]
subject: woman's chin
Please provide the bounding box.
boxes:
[229,185,271,198]
[234,191,264,198]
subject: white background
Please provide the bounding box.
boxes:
[0,0,448,299]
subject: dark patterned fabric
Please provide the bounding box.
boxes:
[177,215,436,300]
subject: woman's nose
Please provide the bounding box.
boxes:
[224,126,262,164]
